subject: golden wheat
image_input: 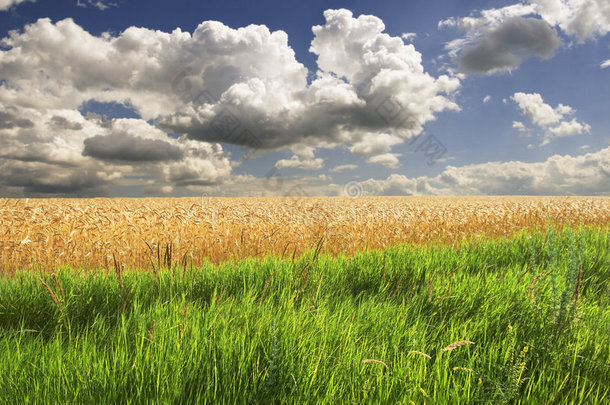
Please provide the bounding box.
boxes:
[1,196,609,273]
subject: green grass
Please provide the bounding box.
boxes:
[1,225,609,404]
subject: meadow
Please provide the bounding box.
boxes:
[0,197,609,403]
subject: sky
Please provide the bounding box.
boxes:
[0,0,608,197]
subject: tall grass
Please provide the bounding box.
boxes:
[1,226,609,403]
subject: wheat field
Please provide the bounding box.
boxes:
[1,196,609,272]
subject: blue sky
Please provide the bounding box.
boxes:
[0,0,608,197]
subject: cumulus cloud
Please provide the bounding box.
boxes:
[511,92,591,145]
[439,3,538,30]
[310,9,460,135]
[528,0,610,41]
[0,10,461,196]
[275,145,324,170]
[83,133,184,162]
[349,133,402,157]
[358,173,433,195]
[0,107,34,129]
[441,0,610,73]
[367,153,401,168]
[275,155,324,170]
[0,161,110,196]
[440,0,610,73]
[0,105,231,196]
[353,146,610,196]
[165,142,610,196]
[0,11,458,153]
[511,92,590,143]
[511,92,567,126]
[401,32,417,42]
[0,18,309,124]
[547,118,591,137]
[330,164,358,172]
[439,3,547,71]
[49,115,83,131]
[0,0,33,11]
[164,156,231,187]
[513,121,527,132]
[458,17,559,74]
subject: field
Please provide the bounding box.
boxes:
[1,197,610,403]
[2,196,609,273]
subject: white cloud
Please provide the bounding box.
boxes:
[601,59,610,68]
[439,4,538,30]
[511,92,565,126]
[548,118,591,136]
[275,155,324,170]
[349,133,402,157]
[511,92,590,144]
[367,153,400,168]
[76,0,117,10]
[308,9,460,137]
[0,11,459,153]
[513,121,527,131]
[352,146,610,196]
[330,164,358,172]
[483,95,491,103]
[275,145,324,170]
[0,0,33,10]
[478,3,538,23]
[0,18,307,122]
[0,10,462,196]
[359,173,422,195]
[528,0,610,41]
[436,147,610,194]
[401,32,417,42]
[191,172,339,198]
[164,155,231,187]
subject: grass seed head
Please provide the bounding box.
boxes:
[441,340,475,352]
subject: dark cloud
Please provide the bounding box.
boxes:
[48,115,83,130]
[459,17,560,74]
[167,171,218,187]
[82,132,184,162]
[0,148,80,166]
[0,104,232,196]
[0,109,34,129]
[0,161,109,196]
